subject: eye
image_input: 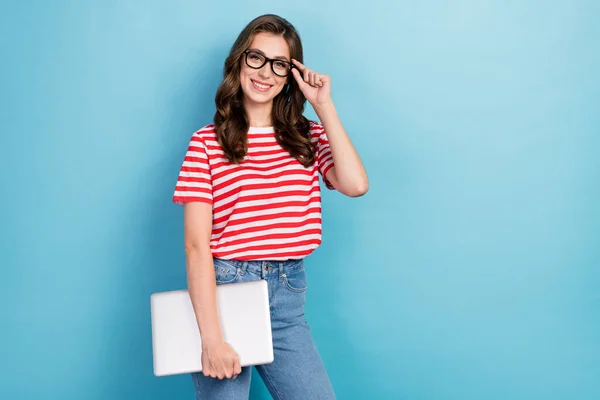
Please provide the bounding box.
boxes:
[274,61,288,69]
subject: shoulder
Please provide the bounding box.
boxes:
[308,120,325,139]
[308,120,324,131]
[192,123,216,139]
[188,124,218,146]
[307,120,327,144]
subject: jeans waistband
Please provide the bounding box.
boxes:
[214,258,304,278]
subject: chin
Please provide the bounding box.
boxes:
[245,92,273,105]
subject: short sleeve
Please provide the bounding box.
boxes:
[172,133,213,205]
[312,122,336,190]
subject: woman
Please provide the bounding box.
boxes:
[173,13,368,400]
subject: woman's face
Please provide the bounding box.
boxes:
[240,32,291,107]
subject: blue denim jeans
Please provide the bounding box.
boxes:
[191,258,336,400]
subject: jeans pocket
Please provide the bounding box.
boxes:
[283,267,308,293]
[214,259,240,285]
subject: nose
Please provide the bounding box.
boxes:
[258,62,272,79]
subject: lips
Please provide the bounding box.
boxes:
[251,79,273,92]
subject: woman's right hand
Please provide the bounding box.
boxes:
[201,339,242,379]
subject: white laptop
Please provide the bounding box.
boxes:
[150,279,274,377]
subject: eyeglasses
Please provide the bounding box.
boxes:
[243,50,293,77]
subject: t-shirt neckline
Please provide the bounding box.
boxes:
[248,126,274,133]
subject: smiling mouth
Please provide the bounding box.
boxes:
[251,79,273,92]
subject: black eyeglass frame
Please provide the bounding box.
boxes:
[243,50,295,77]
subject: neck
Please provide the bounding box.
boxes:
[244,98,273,127]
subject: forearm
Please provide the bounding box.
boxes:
[314,102,368,194]
[185,246,222,347]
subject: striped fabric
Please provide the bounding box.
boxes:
[173,121,335,261]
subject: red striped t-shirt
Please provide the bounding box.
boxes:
[172,121,335,261]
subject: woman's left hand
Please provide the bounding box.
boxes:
[291,59,332,108]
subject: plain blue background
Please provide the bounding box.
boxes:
[1,1,599,399]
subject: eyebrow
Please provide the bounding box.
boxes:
[248,48,290,62]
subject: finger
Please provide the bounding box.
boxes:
[309,72,316,86]
[291,68,308,89]
[201,358,209,376]
[232,357,242,378]
[291,58,307,72]
[315,73,328,85]
[316,74,324,87]
[201,361,212,377]
[223,361,232,379]
[314,74,321,87]
[206,358,216,378]
[222,361,231,379]
[209,364,217,378]
[233,357,241,376]
[226,355,235,379]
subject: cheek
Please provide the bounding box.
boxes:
[239,65,252,82]
[274,79,287,92]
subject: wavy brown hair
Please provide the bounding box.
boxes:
[213,14,315,167]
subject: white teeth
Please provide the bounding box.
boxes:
[253,80,271,89]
